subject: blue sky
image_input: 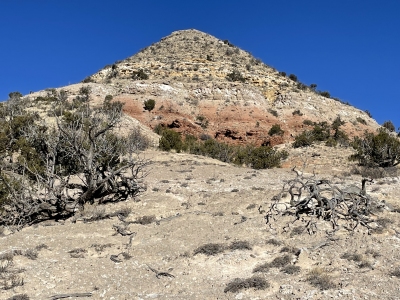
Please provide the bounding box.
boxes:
[1,0,399,127]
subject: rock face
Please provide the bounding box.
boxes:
[79,29,379,146]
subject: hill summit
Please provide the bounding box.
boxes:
[31,29,378,147]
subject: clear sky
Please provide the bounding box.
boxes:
[1,0,399,127]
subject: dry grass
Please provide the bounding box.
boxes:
[307,268,335,290]
[134,215,156,225]
[193,243,225,256]
[228,241,252,251]
[224,276,269,293]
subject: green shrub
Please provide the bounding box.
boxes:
[318,91,331,98]
[224,276,269,293]
[279,71,286,77]
[144,99,156,111]
[244,146,288,169]
[105,95,113,102]
[293,131,314,148]
[159,129,183,152]
[292,110,303,116]
[382,120,395,132]
[288,74,297,82]
[303,119,314,126]
[268,124,284,136]
[132,69,148,80]
[350,128,400,167]
[226,70,246,82]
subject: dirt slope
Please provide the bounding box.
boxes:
[2,149,400,299]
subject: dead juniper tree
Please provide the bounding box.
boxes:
[0,89,149,228]
[265,167,383,235]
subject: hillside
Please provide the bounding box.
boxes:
[2,29,400,300]
[77,29,379,146]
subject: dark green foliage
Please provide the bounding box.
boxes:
[303,119,314,126]
[268,124,284,136]
[293,118,347,148]
[144,99,156,111]
[159,129,183,152]
[365,110,372,118]
[226,70,246,82]
[132,69,148,80]
[288,74,297,82]
[82,76,94,83]
[293,131,314,148]
[157,129,288,169]
[292,110,303,116]
[224,277,269,293]
[9,91,23,99]
[243,146,288,169]
[194,243,225,256]
[105,95,113,102]
[279,71,286,77]
[309,83,317,91]
[350,128,400,167]
[318,91,331,98]
[382,120,395,132]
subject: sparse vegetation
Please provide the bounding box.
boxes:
[226,70,246,82]
[194,243,225,256]
[350,128,400,167]
[268,124,284,136]
[0,88,148,228]
[307,268,335,290]
[224,276,269,293]
[132,69,148,80]
[144,99,156,111]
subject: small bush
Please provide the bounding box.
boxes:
[269,255,291,268]
[318,91,331,98]
[266,239,281,246]
[132,69,148,80]
[229,241,252,251]
[224,276,269,293]
[281,265,301,274]
[194,243,225,256]
[292,109,303,116]
[268,109,278,117]
[279,71,286,77]
[307,268,335,290]
[350,128,400,167]
[382,120,395,132]
[303,119,314,126]
[390,267,400,278]
[144,99,156,111]
[268,124,284,136]
[288,74,297,82]
[135,215,156,225]
[159,129,183,152]
[293,131,314,148]
[226,70,246,82]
